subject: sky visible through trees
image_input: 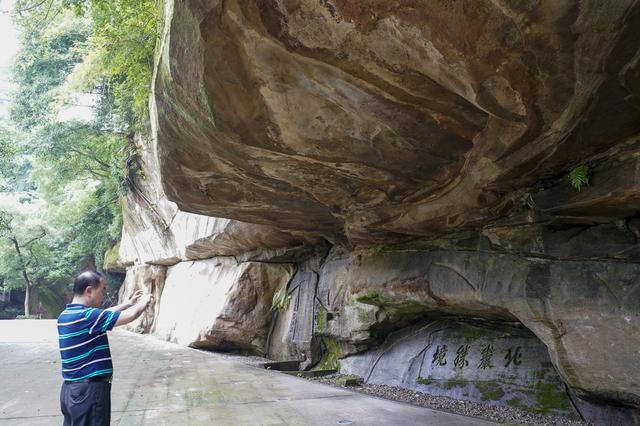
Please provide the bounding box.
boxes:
[0,0,159,317]
[0,1,20,120]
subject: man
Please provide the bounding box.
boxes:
[57,271,154,425]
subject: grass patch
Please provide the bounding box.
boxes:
[416,375,435,385]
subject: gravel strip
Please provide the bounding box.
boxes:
[310,374,593,426]
[201,352,592,426]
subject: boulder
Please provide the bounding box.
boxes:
[153,258,293,354]
[127,1,640,422]
[344,248,640,409]
[102,242,129,274]
[340,320,578,418]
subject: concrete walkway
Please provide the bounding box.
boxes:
[0,320,497,425]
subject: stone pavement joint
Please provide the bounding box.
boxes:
[0,320,497,425]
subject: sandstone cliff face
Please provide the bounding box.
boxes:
[117,264,166,333]
[112,135,300,354]
[114,1,640,423]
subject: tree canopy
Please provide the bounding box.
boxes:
[0,0,160,317]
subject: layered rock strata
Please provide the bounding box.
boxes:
[118,135,306,266]
[266,241,640,418]
[116,217,640,423]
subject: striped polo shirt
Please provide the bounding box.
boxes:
[57,303,121,381]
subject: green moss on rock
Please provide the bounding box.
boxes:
[103,242,122,272]
[534,381,572,413]
[34,286,65,317]
[444,378,468,389]
[314,337,341,371]
[355,305,375,324]
[476,381,505,401]
[356,291,391,306]
[335,375,363,387]
[452,323,486,343]
[535,370,547,380]
[316,305,327,333]
[506,397,526,409]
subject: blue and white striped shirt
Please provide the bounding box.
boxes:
[57,303,120,381]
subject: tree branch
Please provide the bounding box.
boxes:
[11,0,51,14]
[23,230,46,248]
[34,0,55,27]
[67,147,112,171]
[84,167,110,179]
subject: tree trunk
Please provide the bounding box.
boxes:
[12,238,32,317]
[24,280,30,317]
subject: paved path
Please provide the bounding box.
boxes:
[0,320,497,425]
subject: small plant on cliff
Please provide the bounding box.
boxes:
[568,165,589,191]
[271,285,291,312]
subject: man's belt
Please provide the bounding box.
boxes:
[64,375,112,384]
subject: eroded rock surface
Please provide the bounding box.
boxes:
[153,0,640,244]
[117,264,166,333]
[344,249,640,408]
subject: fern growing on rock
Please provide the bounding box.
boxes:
[569,165,589,191]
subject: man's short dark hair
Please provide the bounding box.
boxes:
[73,271,104,295]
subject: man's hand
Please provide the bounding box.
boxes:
[106,289,147,312]
[114,292,155,327]
[126,289,144,306]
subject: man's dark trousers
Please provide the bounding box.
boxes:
[60,380,111,426]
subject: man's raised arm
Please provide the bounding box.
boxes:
[106,289,144,312]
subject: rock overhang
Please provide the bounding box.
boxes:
[152,0,640,245]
